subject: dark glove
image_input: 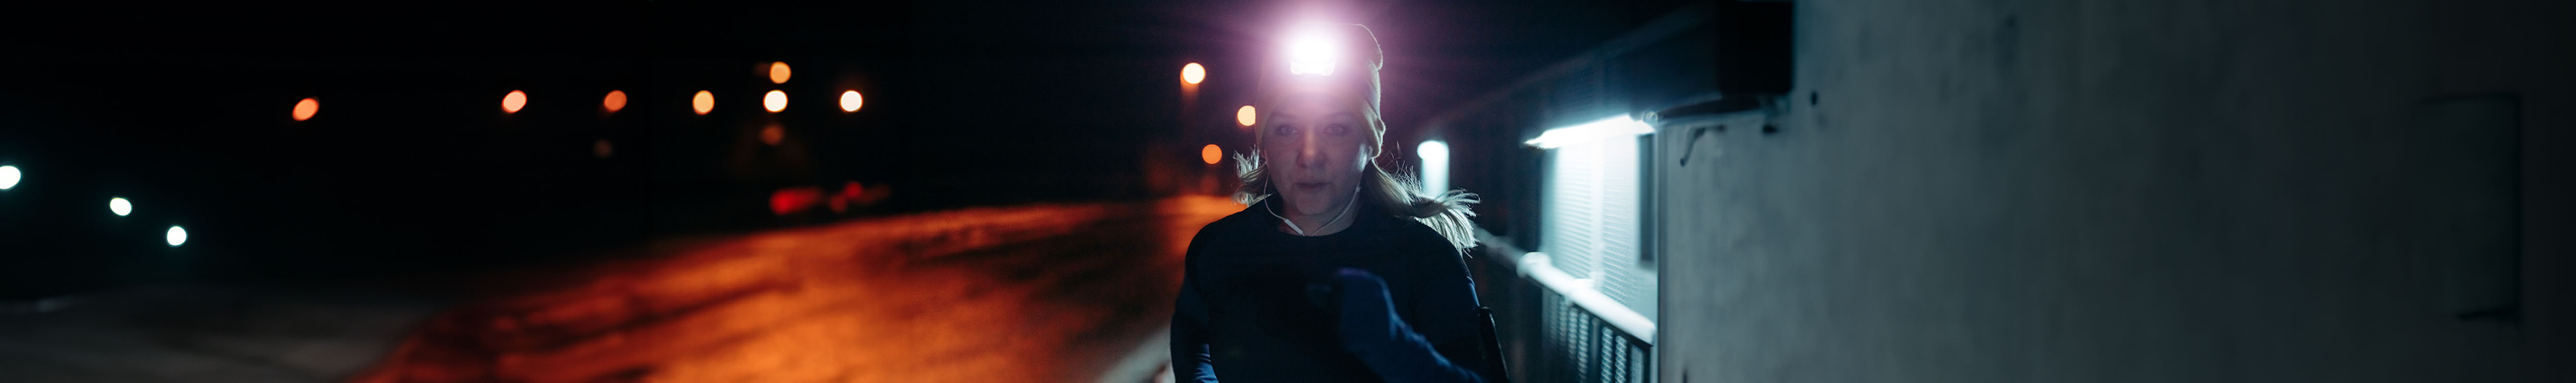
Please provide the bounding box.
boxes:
[1325,268,1401,355]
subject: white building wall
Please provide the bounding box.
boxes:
[1658,0,2575,381]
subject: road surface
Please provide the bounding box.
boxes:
[352,196,1238,382]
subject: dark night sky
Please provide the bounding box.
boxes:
[0,1,1686,296]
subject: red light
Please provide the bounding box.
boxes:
[769,186,825,216]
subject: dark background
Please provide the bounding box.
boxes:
[0,1,1690,298]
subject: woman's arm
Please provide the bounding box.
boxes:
[1171,275,1220,382]
[1329,266,1491,383]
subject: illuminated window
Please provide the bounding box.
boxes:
[1532,115,1655,321]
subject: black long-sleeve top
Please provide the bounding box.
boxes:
[1170,198,1496,382]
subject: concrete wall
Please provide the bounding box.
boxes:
[1659,0,2574,381]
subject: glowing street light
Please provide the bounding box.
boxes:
[603,90,628,113]
[166,226,187,247]
[769,62,793,84]
[1201,144,1222,164]
[1236,105,1257,127]
[764,90,788,113]
[1182,63,1207,85]
[1418,140,1450,195]
[839,90,864,112]
[0,165,18,190]
[502,90,528,113]
[693,90,716,115]
[292,98,320,121]
[109,197,131,216]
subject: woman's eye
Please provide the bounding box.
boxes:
[1325,124,1349,135]
[1273,125,1299,136]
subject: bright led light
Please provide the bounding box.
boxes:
[166,226,187,246]
[1285,31,1340,76]
[1526,116,1655,149]
[502,90,528,113]
[764,90,788,112]
[1236,105,1257,126]
[839,90,864,112]
[0,165,18,190]
[292,98,320,121]
[109,197,131,216]
[603,90,628,113]
[769,62,793,84]
[1182,63,1207,84]
[692,90,716,115]
[1418,140,1450,195]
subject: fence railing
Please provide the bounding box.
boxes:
[1476,231,1653,383]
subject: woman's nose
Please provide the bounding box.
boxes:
[1296,134,1324,168]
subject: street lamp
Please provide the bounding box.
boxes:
[1182,63,1207,85]
[603,90,628,113]
[292,98,319,121]
[0,165,19,190]
[502,90,528,113]
[693,90,716,115]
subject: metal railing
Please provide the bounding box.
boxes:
[1477,231,1653,383]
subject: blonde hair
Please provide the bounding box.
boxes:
[1230,24,1479,253]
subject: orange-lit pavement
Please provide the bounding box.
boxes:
[354,196,1243,382]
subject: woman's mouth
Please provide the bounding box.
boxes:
[1292,181,1330,190]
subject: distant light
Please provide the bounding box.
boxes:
[593,139,614,159]
[1182,63,1207,85]
[839,90,864,112]
[1201,144,1222,164]
[292,98,320,121]
[166,226,187,247]
[761,124,785,146]
[1526,115,1654,149]
[502,90,528,113]
[0,165,18,190]
[692,90,715,115]
[1418,140,1450,195]
[764,90,788,113]
[769,62,793,84]
[603,90,628,113]
[770,186,823,216]
[1236,105,1257,126]
[109,197,131,216]
[1285,28,1341,76]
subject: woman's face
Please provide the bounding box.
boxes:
[1260,92,1374,217]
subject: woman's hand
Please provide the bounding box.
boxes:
[1325,268,1402,349]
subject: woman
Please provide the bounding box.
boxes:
[1169,23,1498,383]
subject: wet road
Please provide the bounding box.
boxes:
[353,196,1241,382]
